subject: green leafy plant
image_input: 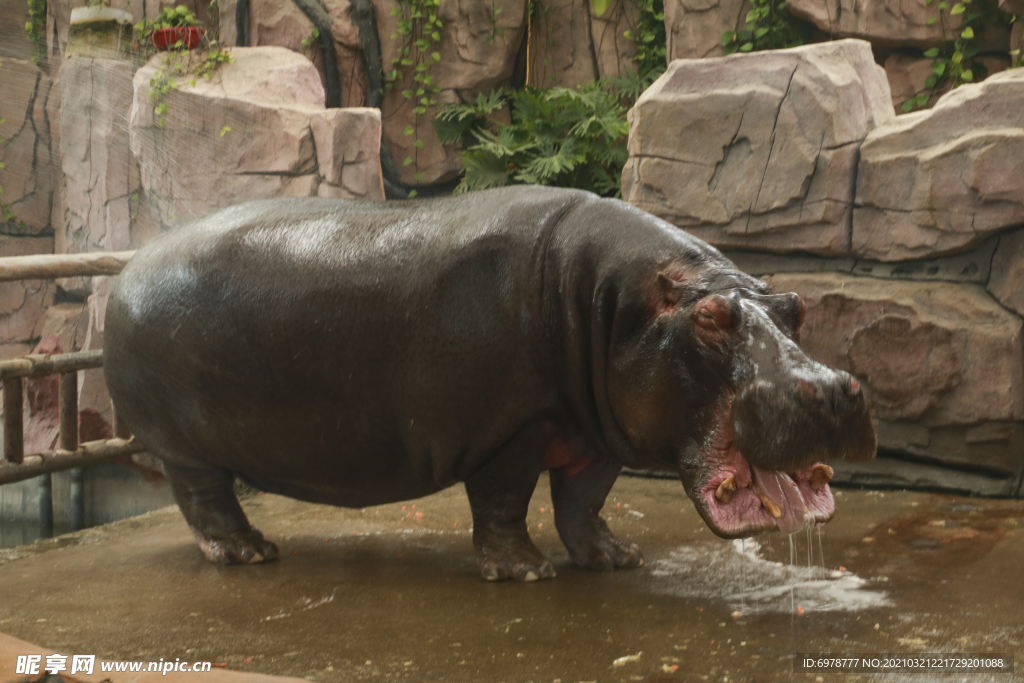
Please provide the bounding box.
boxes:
[901,0,1003,111]
[623,0,666,84]
[136,3,202,40]
[385,0,444,195]
[485,1,504,43]
[0,110,21,227]
[1013,15,1022,67]
[434,0,670,198]
[132,5,233,127]
[23,0,47,64]
[722,0,811,55]
[434,82,629,197]
[301,26,320,47]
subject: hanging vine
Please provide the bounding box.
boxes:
[385,0,443,195]
[902,0,1004,111]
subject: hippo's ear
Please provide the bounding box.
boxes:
[655,272,688,314]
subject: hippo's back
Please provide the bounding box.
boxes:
[104,188,591,505]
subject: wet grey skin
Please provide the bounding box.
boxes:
[103,186,876,581]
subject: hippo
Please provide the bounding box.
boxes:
[103,186,875,581]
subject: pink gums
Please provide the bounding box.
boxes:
[697,397,835,537]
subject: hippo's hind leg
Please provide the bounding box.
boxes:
[464,425,556,582]
[164,463,279,565]
[550,459,643,571]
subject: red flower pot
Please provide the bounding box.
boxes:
[151,26,205,50]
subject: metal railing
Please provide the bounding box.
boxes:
[0,250,139,535]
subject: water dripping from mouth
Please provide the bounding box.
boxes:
[788,532,796,615]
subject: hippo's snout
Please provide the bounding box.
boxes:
[729,369,876,474]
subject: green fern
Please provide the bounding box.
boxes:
[434,81,630,197]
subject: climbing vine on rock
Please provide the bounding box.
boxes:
[901,0,1003,111]
[385,0,443,195]
[23,0,48,64]
[623,0,666,85]
[0,109,26,228]
[722,0,811,55]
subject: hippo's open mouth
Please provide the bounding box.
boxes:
[692,395,836,538]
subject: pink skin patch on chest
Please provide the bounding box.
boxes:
[540,424,592,476]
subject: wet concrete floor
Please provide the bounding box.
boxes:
[0,474,1020,683]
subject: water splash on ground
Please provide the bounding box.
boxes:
[648,536,889,614]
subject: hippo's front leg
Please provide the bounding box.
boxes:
[550,459,643,570]
[465,425,557,582]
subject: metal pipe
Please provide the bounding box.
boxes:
[70,467,85,531]
[3,377,23,464]
[39,473,53,539]
[60,372,84,531]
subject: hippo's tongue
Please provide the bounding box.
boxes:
[751,466,808,534]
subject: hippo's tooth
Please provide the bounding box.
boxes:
[760,493,783,518]
[809,464,834,490]
[752,478,783,518]
[714,475,737,504]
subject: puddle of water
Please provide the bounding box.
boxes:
[648,534,889,614]
[0,518,72,548]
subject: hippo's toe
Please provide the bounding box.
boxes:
[574,537,643,571]
[191,527,280,565]
[479,556,557,582]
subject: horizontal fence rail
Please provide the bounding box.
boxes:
[0,251,141,532]
[0,251,135,282]
[0,438,145,486]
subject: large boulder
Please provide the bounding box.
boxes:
[129,46,383,231]
[787,0,1009,50]
[664,0,751,60]
[768,272,1024,477]
[853,68,1024,261]
[623,39,894,254]
[0,59,60,236]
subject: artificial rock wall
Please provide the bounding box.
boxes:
[2,1,1024,497]
[625,39,1024,496]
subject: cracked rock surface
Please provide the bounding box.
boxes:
[664,0,752,60]
[0,59,60,236]
[129,46,383,230]
[787,0,1010,50]
[768,272,1024,479]
[624,39,893,255]
[853,68,1024,261]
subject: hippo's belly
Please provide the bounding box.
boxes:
[103,195,568,506]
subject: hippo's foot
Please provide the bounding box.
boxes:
[474,523,557,582]
[562,517,643,571]
[191,526,279,565]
